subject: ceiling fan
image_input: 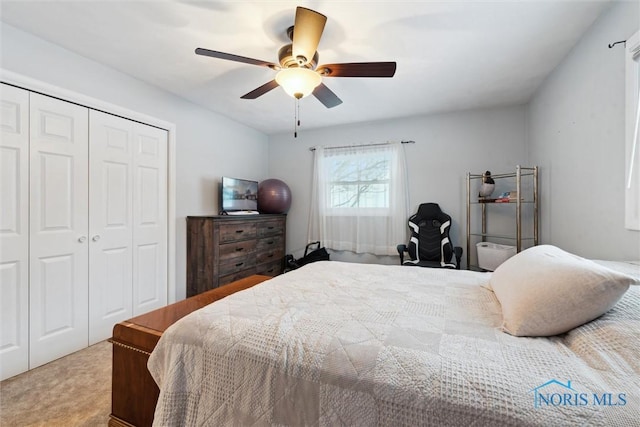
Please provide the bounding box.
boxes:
[195,6,397,108]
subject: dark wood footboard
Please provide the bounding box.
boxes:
[109,275,271,427]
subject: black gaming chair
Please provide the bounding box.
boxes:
[397,203,463,269]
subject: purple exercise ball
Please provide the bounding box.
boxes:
[258,179,292,214]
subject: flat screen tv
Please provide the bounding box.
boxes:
[220,176,258,213]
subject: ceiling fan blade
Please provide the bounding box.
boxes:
[195,48,278,68]
[240,80,279,99]
[317,62,397,78]
[292,7,327,66]
[313,83,343,108]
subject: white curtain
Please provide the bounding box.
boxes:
[308,142,409,255]
[625,41,640,230]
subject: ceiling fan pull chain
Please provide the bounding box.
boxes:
[294,98,302,138]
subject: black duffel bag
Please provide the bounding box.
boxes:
[285,241,330,271]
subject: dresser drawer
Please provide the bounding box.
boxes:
[257,219,284,237]
[219,240,257,262]
[257,235,283,251]
[219,256,256,276]
[256,260,282,277]
[256,248,284,264]
[219,268,258,287]
[219,222,257,243]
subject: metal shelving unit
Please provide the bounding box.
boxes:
[466,165,539,270]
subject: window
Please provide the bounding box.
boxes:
[625,30,640,231]
[327,149,391,213]
[308,142,409,255]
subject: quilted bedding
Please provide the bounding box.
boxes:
[148,261,640,426]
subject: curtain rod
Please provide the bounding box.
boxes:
[309,140,415,152]
[608,40,626,49]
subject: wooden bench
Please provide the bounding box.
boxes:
[109,275,271,427]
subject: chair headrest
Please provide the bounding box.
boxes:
[416,203,443,219]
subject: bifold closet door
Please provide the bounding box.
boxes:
[132,123,168,316]
[88,112,168,344]
[0,84,30,380]
[88,110,134,344]
[29,92,89,369]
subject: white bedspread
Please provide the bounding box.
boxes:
[148,261,640,426]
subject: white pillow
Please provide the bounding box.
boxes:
[489,245,637,337]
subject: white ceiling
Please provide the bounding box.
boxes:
[0,1,612,135]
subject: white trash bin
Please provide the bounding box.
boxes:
[476,242,516,271]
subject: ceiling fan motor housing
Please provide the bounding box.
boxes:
[278,44,318,69]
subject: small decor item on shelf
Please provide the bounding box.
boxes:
[495,191,519,202]
[478,170,495,198]
[258,178,292,214]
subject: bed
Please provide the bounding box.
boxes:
[147,254,640,426]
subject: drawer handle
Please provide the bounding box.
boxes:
[235,262,244,267]
[267,240,274,245]
[235,230,244,234]
[267,226,274,230]
[235,247,244,252]
[267,253,274,258]
[266,268,274,273]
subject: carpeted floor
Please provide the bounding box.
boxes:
[0,341,111,427]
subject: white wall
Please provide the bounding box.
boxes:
[1,23,269,301]
[528,1,640,260]
[268,107,527,266]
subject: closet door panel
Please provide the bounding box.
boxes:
[88,110,134,345]
[29,93,89,368]
[133,124,167,315]
[0,84,29,380]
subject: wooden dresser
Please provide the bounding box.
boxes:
[186,214,286,297]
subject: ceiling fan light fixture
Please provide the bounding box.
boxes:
[275,68,322,99]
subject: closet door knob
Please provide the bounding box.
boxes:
[78,236,87,243]
[92,235,101,242]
